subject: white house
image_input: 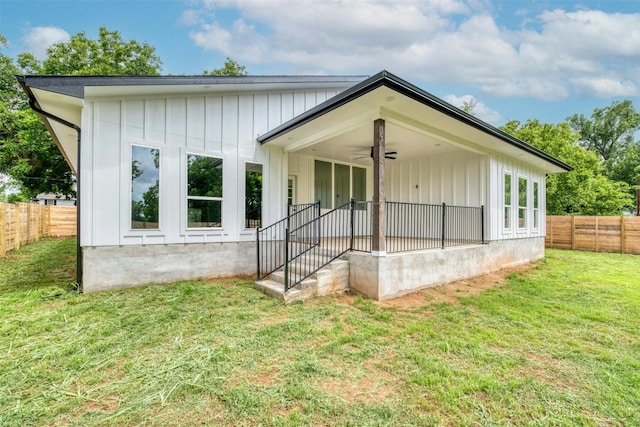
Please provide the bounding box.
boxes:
[18,71,571,300]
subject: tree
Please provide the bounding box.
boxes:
[0,108,75,197]
[1,28,163,198]
[567,100,640,162]
[1,37,71,198]
[460,97,477,114]
[502,119,633,215]
[568,101,640,209]
[17,27,162,75]
[203,57,247,76]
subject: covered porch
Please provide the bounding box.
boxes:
[255,71,566,300]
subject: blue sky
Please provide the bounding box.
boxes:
[1,0,639,126]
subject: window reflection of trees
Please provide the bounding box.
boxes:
[131,146,159,229]
[187,155,223,228]
[245,163,262,228]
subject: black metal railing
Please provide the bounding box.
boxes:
[257,199,485,292]
[386,202,484,252]
[282,200,354,291]
[352,200,373,252]
[256,201,320,280]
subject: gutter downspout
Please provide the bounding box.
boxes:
[26,95,83,292]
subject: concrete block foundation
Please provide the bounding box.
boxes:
[347,237,544,300]
[82,242,256,292]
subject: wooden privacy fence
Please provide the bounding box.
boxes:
[0,202,76,255]
[546,215,640,255]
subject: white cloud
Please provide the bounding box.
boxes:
[570,77,638,98]
[443,94,501,124]
[183,1,640,100]
[23,26,70,59]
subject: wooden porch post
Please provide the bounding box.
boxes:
[372,118,386,254]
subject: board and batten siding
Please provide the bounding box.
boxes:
[487,155,547,241]
[385,150,487,207]
[80,89,340,247]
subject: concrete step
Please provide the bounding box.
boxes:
[269,270,317,287]
[255,257,350,304]
[254,278,318,304]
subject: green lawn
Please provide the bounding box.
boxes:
[1,238,639,426]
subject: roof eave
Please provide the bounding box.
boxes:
[257,70,573,173]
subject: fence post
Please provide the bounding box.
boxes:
[620,215,625,254]
[0,203,5,256]
[571,215,576,250]
[595,216,599,252]
[14,204,21,251]
[441,202,446,249]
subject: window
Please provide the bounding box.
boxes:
[334,163,350,206]
[187,154,222,228]
[314,160,367,209]
[518,177,527,228]
[533,181,540,229]
[503,173,511,229]
[352,167,366,202]
[131,145,159,229]
[287,177,296,206]
[245,163,262,228]
[315,160,332,209]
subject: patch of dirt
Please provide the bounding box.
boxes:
[318,375,396,404]
[378,263,535,309]
[317,352,398,404]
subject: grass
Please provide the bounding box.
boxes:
[1,238,639,426]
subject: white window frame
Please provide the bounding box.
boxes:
[130,144,161,231]
[503,172,512,230]
[244,162,263,230]
[533,180,540,230]
[186,152,223,230]
[518,175,528,229]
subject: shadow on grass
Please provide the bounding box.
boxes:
[0,237,76,293]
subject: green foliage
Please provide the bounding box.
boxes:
[567,100,640,161]
[607,144,640,187]
[203,57,247,76]
[503,119,633,215]
[17,27,162,76]
[0,108,75,197]
[1,27,163,198]
[187,155,223,198]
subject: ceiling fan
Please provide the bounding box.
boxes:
[352,146,398,161]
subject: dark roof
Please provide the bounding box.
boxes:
[257,70,573,172]
[15,74,367,99]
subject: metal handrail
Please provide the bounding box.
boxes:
[257,199,486,291]
[256,201,320,280]
[283,200,353,291]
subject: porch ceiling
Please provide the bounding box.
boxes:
[293,118,461,166]
[258,71,572,174]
